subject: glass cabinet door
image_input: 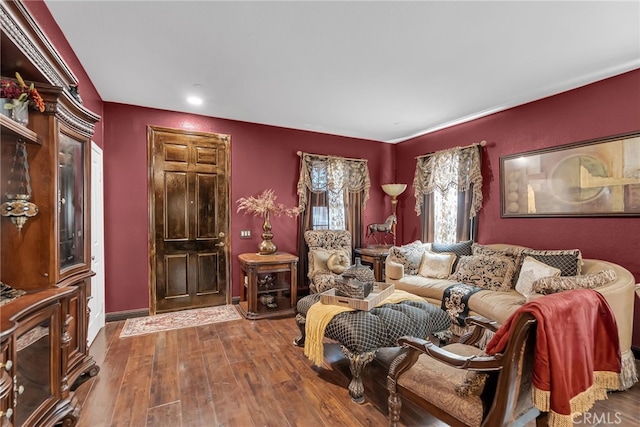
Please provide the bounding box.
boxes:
[14,304,59,426]
[58,132,85,272]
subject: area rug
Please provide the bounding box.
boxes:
[119,305,242,338]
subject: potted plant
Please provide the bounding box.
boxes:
[236,189,299,255]
[0,72,45,125]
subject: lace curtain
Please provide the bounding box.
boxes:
[414,145,483,243]
[296,153,370,288]
[297,153,370,216]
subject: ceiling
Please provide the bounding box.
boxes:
[44,1,640,143]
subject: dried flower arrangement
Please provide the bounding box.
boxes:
[1,72,45,113]
[236,189,299,218]
[236,189,299,255]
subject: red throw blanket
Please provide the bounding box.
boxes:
[485,289,621,427]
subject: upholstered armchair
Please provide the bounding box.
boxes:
[387,314,541,427]
[304,230,352,293]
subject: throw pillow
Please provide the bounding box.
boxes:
[310,248,349,275]
[327,251,350,274]
[388,240,429,275]
[417,251,457,279]
[514,256,561,297]
[472,243,525,287]
[472,243,525,259]
[521,248,582,276]
[449,255,516,292]
[432,240,473,270]
[532,269,617,295]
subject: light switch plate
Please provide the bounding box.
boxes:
[240,230,252,239]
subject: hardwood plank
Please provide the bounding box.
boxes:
[179,350,218,426]
[202,339,255,426]
[195,322,219,342]
[232,358,291,426]
[76,329,134,427]
[110,353,154,426]
[271,379,326,426]
[128,331,157,358]
[146,401,182,426]
[75,315,640,427]
[176,326,203,354]
[149,330,181,407]
[219,331,253,363]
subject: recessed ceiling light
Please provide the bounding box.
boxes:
[187,96,203,106]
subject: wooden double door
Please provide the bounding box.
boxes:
[148,126,230,314]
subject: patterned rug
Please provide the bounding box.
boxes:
[119,305,242,338]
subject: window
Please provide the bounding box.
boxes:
[311,206,329,229]
[297,152,371,285]
[414,145,483,243]
[307,159,348,230]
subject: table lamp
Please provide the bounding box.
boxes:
[381,183,407,245]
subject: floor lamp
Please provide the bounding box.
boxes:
[381,183,407,246]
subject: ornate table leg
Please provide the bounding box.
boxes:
[341,346,376,403]
[293,313,306,346]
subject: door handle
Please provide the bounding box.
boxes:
[216,242,225,247]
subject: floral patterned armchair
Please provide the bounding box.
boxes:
[304,230,352,293]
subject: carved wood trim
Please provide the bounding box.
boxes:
[1,0,101,136]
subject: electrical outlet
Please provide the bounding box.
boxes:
[240,230,252,239]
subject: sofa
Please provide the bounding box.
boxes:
[385,241,638,390]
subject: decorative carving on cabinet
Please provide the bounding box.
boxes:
[0,1,79,98]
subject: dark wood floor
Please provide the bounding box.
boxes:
[73,312,640,426]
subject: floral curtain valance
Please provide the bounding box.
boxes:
[297,153,370,212]
[413,145,483,217]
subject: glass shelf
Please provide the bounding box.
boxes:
[0,115,41,145]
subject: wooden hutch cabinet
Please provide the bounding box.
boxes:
[1,1,100,425]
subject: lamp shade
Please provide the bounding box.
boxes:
[381,183,407,197]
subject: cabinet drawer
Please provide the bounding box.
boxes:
[257,263,291,273]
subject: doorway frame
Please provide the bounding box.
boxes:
[147,125,232,315]
[89,141,106,344]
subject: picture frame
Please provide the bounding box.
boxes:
[500,131,640,217]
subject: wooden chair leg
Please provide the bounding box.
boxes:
[388,390,401,427]
[535,412,548,426]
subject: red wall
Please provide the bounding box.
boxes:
[103,103,392,312]
[25,1,104,148]
[18,2,640,346]
[395,69,640,347]
[395,70,640,277]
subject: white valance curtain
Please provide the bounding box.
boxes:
[413,145,483,243]
[297,152,370,225]
[413,145,483,217]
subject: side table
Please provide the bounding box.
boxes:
[238,252,298,320]
[354,247,390,282]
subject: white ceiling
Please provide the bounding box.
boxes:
[44,1,640,143]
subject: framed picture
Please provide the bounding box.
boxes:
[500,131,640,217]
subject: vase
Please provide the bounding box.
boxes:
[258,211,277,255]
[11,101,29,126]
[0,98,12,119]
[0,98,28,126]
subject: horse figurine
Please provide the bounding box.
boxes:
[366,215,397,244]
